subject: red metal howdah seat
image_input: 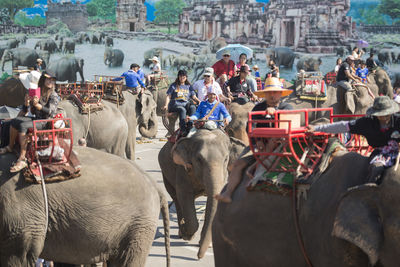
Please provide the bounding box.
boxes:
[24,118,81,183]
[247,108,372,179]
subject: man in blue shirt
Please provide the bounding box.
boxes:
[114,63,145,93]
[189,87,231,128]
[136,66,145,83]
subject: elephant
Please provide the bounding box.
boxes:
[0,44,7,59]
[265,47,296,69]
[213,147,400,267]
[47,57,85,82]
[172,55,194,70]
[378,48,392,65]
[162,54,176,68]
[34,39,59,54]
[335,46,348,57]
[104,48,124,67]
[0,77,26,107]
[75,32,89,44]
[136,90,158,138]
[62,38,76,54]
[143,48,163,68]
[6,38,19,49]
[296,56,322,72]
[59,99,129,159]
[390,48,400,64]
[209,37,227,53]
[16,34,27,44]
[225,102,255,146]
[159,130,246,259]
[87,32,103,44]
[1,48,40,71]
[391,71,400,88]
[105,36,114,47]
[0,146,170,266]
[368,68,394,99]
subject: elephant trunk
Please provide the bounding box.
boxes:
[197,164,226,259]
[138,112,158,138]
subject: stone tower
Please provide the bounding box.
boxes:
[116,0,147,32]
[264,0,354,52]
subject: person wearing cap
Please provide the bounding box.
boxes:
[0,71,59,173]
[336,55,362,92]
[215,77,293,203]
[114,63,145,93]
[192,67,228,103]
[307,96,400,183]
[253,65,260,78]
[188,86,231,129]
[226,65,257,104]
[34,58,43,72]
[163,69,200,134]
[212,50,237,79]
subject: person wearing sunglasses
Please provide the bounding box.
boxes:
[192,67,230,103]
[212,50,237,79]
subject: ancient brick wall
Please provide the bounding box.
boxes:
[46,1,88,32]
[116,0,146,32]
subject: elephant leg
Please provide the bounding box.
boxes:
[107,224,157,267]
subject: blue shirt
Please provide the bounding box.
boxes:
[114,69,145,88]
[254,71,260,78]
[356,67,369,79]
[190,100,232,124]
[137,69,145,82]
[167,83,195,105]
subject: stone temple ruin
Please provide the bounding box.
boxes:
[179,0,355,52]
[46,1,88,32]
[116,0,147,32]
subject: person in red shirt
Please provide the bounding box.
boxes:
[212,50,237,79]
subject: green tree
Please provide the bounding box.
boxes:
[14,11,45,26]
[0,0,33,22]
[85,0,115,20]
[379,0,400,21]
[154,0,185,34]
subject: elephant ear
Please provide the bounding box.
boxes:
[332,184,382,266]
[171,137,193,171]
[228,137,246,166]
[344,91,356,114]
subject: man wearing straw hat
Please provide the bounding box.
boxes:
[307,96,400,184]
[215,77,293,203]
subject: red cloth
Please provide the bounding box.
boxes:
[212,60,236,79]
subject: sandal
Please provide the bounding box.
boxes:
[10,159,28,173]
[0,146,12,155]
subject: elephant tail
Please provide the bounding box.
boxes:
[159,188,171,267]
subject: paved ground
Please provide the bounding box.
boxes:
[135,118,215,267]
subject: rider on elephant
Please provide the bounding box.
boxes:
[266,59,279,79]
[163,69,200,136]
[215,77,293,203]
[146,56,162,85]
[188,86,231,136]
[114,63,145,93]
[34,58,43,72]
[226,65,258,104]
[307,96,400,184]
[193,67,229,103]
[0,71,58,173]
[336,55,363,91]
[212,50,237,79]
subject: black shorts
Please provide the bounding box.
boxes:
[11,117,46,134]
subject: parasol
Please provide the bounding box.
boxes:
[216,44,253,64]
[0,106,20,120]
[357,40,369,48]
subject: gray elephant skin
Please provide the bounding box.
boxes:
[6,38,19,49]
[158,130,245,259]
[61,38,76,54]
[104,48,124,67]
[225,102,255,146]
[378,48,392,65]
[265,47,296,68]
[0,146,170,266]
[105,36,114,47]
[213,149,400,267]
[34,39,59,54]
[136,90,158,138]
[143,48,162,68]
[48,57,85,82]
[296,56,322,72]
[0,77,26,107]
[1,48,40,71]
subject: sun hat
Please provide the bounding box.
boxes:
[42,70,57,80]
[366,96,399,116]
[151,56,159,62]
[254,77,293,98]
[346,55,355,61]
[252,65,259,70]
[36,58,43,63]
[19,70,41,89]
[204,67,214,77]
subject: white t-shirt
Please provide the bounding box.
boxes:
[152,63,161,73]
[192,79,222,101]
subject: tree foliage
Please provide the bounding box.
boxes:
[0,0,33,22]
[14,11,45,26]
[86,0,116,20]
[378,0,400,20]
[154,0,185,33]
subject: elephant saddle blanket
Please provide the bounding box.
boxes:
[247,138,346,196]
[23,140,81,184]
